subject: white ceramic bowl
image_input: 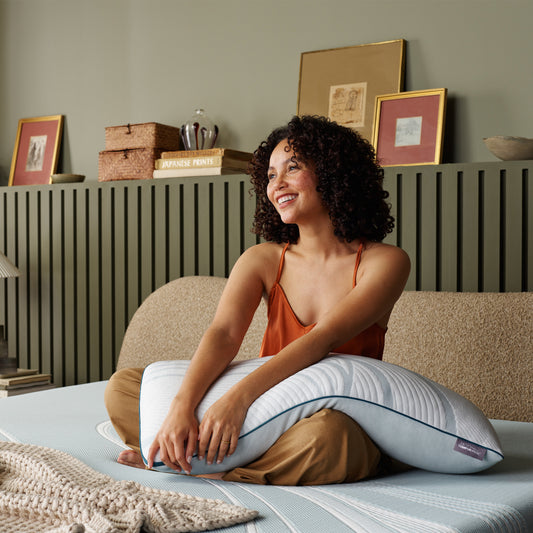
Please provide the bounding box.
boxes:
[483,136,533,161]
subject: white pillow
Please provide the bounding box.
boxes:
[139,355,503,476]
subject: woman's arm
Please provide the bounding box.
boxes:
[197,244,410,466]
[146,244,275,473]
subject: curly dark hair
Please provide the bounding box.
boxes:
[249,115,394,244]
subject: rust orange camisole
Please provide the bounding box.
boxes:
[259,242,386,360]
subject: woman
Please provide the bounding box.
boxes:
[105,115,410,485]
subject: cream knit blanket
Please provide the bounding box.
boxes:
[0,441,258,532]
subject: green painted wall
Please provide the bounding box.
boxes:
[1,0,532,185]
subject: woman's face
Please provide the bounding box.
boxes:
[266,139,327,226]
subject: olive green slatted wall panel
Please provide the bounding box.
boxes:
[0,161,531,386]
[0,176,259,386]
[383,161,531,292]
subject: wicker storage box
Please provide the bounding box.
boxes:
[104,122,180,151]
[98,148,162,181]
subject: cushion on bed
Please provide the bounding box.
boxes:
[139,355,503,476]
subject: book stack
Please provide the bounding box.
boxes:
[0,369,54,398]
[153,148,253,179]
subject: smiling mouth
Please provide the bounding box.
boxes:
[277,194,297,205]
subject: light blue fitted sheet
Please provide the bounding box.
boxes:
[0,382,531,533]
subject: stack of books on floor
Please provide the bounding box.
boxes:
[0,369,54,398]
[153,148,253,178]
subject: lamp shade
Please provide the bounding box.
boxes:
[0,253,21,278]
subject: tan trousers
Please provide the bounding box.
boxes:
[105,367,386,486]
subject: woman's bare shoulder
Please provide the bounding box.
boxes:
[360,241,411,276]
[230,242,285,282]
[240,242,285,263]
[365,241,408,257]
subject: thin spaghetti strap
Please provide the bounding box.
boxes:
[352,241,364,287]
[276,243,290,284]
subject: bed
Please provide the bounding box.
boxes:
[0,383,532,532]
[0,277,531,532]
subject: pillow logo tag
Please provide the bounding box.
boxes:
[454,438,487,460]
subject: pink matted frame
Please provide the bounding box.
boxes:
[8,115,64,186]
[372,89,447,166]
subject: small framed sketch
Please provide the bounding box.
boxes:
[297,40,405,142]
[372,89,447,166]
[8,115,64,186]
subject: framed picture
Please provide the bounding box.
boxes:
[8,115,64,186]
[297,40,405,142]
[372,89,447,166]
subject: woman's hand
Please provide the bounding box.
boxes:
[147,397,199,474]
[197,393,249,467]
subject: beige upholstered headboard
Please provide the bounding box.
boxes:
[117,277,532,422]
[116,276,267,370]
[383,291,532,422]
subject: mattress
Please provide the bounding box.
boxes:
[0,382,532,533]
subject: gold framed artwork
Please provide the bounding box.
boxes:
[372,89,447,166]
[297,39,406,142]
[8,115,64,186]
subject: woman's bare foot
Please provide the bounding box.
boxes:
[117,449,147,469]
[117,450,227,479]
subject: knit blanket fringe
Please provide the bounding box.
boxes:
[0,441,258,533]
